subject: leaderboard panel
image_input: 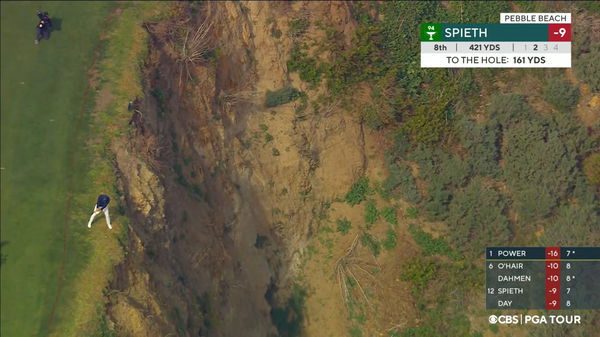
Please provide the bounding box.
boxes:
[486,247,600,310]
[421,23,571,68]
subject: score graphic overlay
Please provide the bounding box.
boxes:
[486,247,600,310]
[420,13,571,68]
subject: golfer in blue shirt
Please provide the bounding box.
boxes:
[87,194,112,229]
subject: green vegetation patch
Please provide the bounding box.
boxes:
[447,1,510,23]
[447,179,510,256]
[457,118,500,178]
[383,161,420,203]
[349,325,364,337]
[288,18,309,38]
[380,206,398,226]
[583,154,600,185]
[382,228,398,250]
[364,199,379,227]
[265,87,302,107]
[502,119,578,221]
[543,77,580,111]
[400,257,437,294]
[487,93,532,127]
[336,217,352,235]
[403,144,470,221]
[398,256,481,337]
[539,202,600,247]
[402,98,452,144]
[360,232,381,256]
[324,24,387,96]
[345,177,372,206]
[287,44,323,86]
[408,224,456,258]
[575,43,600,93]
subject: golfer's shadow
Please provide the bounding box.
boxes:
[51,17,62,32]
[45,17,62,40]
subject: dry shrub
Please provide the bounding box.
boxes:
[335,234,378,307]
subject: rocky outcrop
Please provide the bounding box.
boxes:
[114,143,165,225]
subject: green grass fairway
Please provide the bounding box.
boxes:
[1,2,114,336]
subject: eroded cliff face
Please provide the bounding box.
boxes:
[107,2,377,336]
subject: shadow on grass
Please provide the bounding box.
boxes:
[43,17,62,41]
[50,17,62,31]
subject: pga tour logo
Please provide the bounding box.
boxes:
[488,315,581,325]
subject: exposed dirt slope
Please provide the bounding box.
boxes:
[105,2,417,336]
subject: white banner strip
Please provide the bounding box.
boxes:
[421,53,571,68]
[421,42,571,54]
[500,13,571,24]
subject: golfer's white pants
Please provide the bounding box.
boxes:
[88,204,112,229]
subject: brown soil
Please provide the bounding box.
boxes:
[105,2,418,337]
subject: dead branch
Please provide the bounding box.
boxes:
[334,234,377,308]
[321,98,341,116]
[175,18,214,88]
